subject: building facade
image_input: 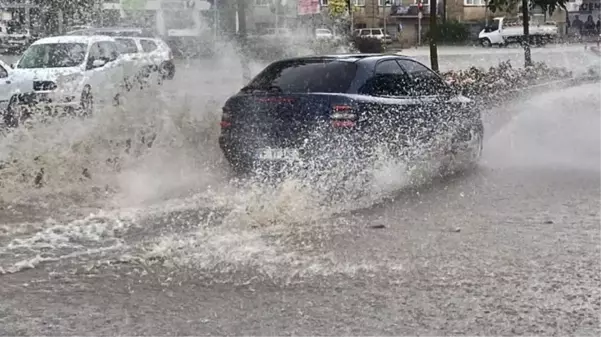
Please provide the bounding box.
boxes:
[322,0,572,45]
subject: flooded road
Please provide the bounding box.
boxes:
[0,52,599,335]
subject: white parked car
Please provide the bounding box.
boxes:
[315,28,334,40]
[0,58,30,113]
[113,36,175,81]
[354,28,393,44]
[10,35,130,116]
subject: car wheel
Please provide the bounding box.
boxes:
[160,61,175,80]
[439,127,483,177]
[112,93,122,107]
[3,95,21,128]
[80,86,93,117]
[480,38,492,48]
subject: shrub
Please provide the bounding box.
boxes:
[427,20,470,44]
[352,36,383,53]
[441,60,590,106]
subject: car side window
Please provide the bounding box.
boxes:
[115,38,138,54]
[360,30,370,36]
[140,39,158,52]
[359,60,411,97]
[397,59,449,96]
[375,60,404,75]
[87,42,103,68]
[99,41,119,61]
[0,65,8,79]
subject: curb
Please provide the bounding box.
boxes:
[470,75,600,107]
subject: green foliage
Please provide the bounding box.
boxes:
[328,0,349,17]
[487,0,568,14]
[426,20,469,44]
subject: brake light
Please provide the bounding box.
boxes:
[220,107,232,128]
[331,105,357,128]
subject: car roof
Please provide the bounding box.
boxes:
[33,35,115,45]
[275,53,417,64]
[80,27,156,37]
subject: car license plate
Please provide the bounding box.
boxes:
[257,148,299,161]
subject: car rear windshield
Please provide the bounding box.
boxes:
[17,43,87,68]
[246,59,358,94]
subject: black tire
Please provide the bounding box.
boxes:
[160,61,175,80]
[3,94,21,128]
[480,38,492,47]
[112,93,122,107]
[80,86,93,117]
[439,121,484,177]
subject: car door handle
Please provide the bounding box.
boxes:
[5,80,10,84]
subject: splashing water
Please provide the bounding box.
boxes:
[0,41,452,280]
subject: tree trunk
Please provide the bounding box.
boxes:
[429,0,439,72]
[237,0,250,83]
[522,0,533,67]
[442,0,446,24]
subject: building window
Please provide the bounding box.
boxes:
[378,0,392,6]
[353,0,366,6]
[464,0,487,6]
[321,0,328,6]
[254,0,270,6]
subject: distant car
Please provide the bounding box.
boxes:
[315,28,334,40]
[354,28,393,44]
[218,54,484,176]
[0,58,30,113]
[8,35,130,122]
[113,36,175,81]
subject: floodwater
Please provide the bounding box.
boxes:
[0,44,599,335]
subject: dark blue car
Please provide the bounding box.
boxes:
[219,54,483,176]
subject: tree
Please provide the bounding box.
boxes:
[328,0,349,17]
[429,0,439,72]
[486,0,568,67]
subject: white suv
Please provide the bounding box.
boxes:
[354,28,393,44]
[11,35,130,116]
[114,36,175,82]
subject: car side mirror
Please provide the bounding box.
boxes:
[92,59,106,68]
[10,63,14,69]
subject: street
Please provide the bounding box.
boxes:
[0,45,599,335]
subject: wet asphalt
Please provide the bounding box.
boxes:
[0,49,599,335]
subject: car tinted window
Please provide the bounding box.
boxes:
[375,60,404,75]
[397,59,448,95]
[0,65,7,78]
[140,39,158,52]
[360,60,412,96]
[115,38,138,54]
[99,41,120,61]
[246,60,358,94]
[360,30,370,36]
[18,43,87,68]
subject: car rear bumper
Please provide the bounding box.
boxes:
[219,132,374,176]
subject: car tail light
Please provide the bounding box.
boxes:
[331,105,357,128]
[220,106,232,128]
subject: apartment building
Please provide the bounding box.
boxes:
[248,0,299,33]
